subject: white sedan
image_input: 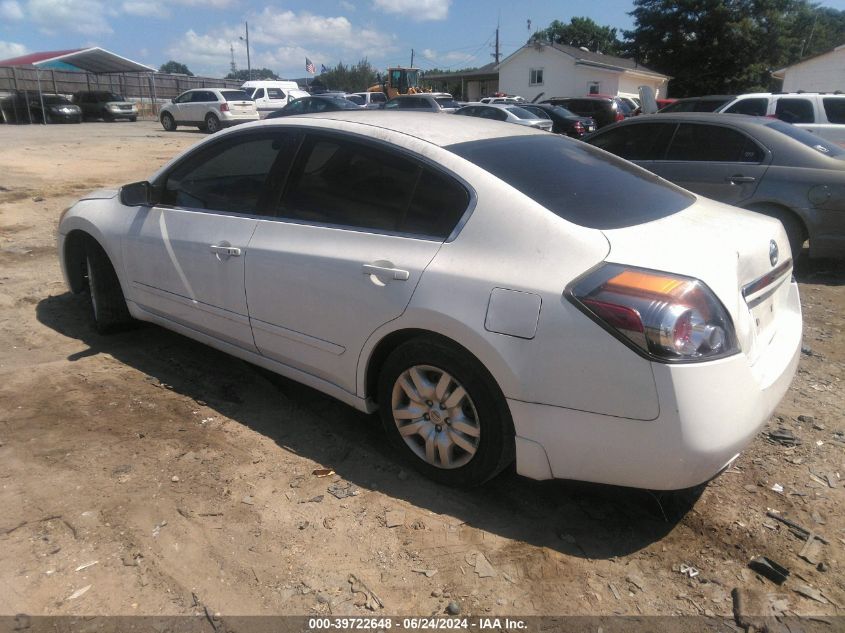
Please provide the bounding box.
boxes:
[57,112,801,490]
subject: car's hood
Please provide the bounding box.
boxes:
[78,188,118,201]
[602,196,792,359]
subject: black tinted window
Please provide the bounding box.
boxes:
[447,135,694,230]
[725,98,767,116]
[280,135,467,238]
[221,90,251,101]
[823,97,845,124]
[371,92,386,103]
[589,123,675,160]
[775,98,815,124]
[667,124,763,162]
[163,134,287,213]
[266,88,285,99]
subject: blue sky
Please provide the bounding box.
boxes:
[2,0,845,79]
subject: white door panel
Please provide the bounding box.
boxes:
[245,221,441,391]
[123,206,258,350]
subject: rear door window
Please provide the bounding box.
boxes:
[447,134,694,230]
[724,98,768,116]
[775,98,815,124]
[267,88,285,100]
[822,97,845,124]
[279,135,468,238]
[589,122,676,160]
[666,124,764,162]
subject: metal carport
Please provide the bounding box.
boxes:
[0,47,157,124]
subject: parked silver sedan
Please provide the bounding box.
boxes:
[585,113,845,258]
[454,104,554,132]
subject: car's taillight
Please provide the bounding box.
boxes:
[615,111,624,122]
[220,102,230,112]
[573,121,585,135]
[566,264,738,362]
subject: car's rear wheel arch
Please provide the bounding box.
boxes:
[365,329,510,415]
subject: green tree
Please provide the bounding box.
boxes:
[159,60,193,76]
[534,17,623,55]
[318,59,378,92]
[625,0,845,97]
[225,68,279,81]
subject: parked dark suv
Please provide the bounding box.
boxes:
[72,91,138,121]
[541,96,625,128]
[0,91,81,124]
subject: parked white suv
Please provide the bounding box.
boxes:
[719,92,845,145]
[348,91,388,109]
[160,88,259,133]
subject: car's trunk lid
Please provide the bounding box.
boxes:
[601,198,794,364]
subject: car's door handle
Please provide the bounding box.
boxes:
[210,244,241,257]
[362,263,410,281]
[727,175,756,184]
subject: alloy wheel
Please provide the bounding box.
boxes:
[390,365,481,469]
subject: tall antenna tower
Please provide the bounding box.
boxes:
[229,44,237,74]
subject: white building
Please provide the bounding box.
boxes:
[497,42,670,102]
[773,44,845,92]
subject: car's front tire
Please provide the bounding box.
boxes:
[160,112,176,131]
[378,337,515,487]
[205,113,221,133]
[84,240,132,334]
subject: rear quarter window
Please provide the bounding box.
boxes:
[823,97,845,124]
[447,135,694,230]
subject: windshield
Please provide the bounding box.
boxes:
[221,90,252,102]
[447,135,695,230]
[43,95,71,104]
[505,106,539,120]
[346,94,365,105]
[764,120,845,157]
[328,97,362,110]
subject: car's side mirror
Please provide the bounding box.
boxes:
[171,98,176,104]
[120,181,157,206]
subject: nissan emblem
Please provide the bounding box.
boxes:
[769,240,779,267]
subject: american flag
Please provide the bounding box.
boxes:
[305,58,316,74]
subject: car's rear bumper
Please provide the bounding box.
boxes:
[510,281,802,490]
[221,113,260,126]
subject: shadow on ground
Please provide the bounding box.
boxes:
[36,292,703,560]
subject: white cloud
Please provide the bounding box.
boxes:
[168,9,397,77]
[339,0,355,11]
[121,0,169,17]
[421,47,475,66]
[27,0,113,35]
[172,0,235,7]
[372,0,450,21]
[0,40,27,59]
[0,0,24,20]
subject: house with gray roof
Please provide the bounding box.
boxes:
[497,41,670,102]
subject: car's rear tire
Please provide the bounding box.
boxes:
[377,337,515,487]
[205,113,221,134]
[84,240,133,334]
[160,112,176,131]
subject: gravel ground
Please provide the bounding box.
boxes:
[0,121,843,625]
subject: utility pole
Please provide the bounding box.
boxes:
[493,26,500,64]
[410,48,415,67]
[239,22,251,80]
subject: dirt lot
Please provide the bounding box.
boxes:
[0,121,843,625]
